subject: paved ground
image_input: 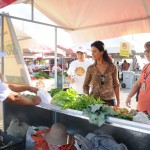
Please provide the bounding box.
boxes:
[0,88,137,130]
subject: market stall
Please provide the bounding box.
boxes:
[3,102,150,150]
[1,1,150,150]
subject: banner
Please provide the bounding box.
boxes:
[0,16,32,85]
[120,42,130,57]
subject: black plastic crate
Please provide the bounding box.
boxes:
[0,130,25,150]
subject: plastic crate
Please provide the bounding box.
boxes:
[0,130,25,150]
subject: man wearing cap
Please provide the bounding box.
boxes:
[30,58,41,73]
[67,46,92,94]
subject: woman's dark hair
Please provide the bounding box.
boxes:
[91,41,112,64]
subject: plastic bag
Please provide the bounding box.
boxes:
[133,112,150,124]
[6,119,29,138]
[31,129,50,150]
[85,133,128,150]
[37,89,52,104]
[74,134,92,150]
[25,126,48,150]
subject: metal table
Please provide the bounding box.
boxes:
[3,102,150,150]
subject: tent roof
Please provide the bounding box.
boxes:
[34,0,150,43]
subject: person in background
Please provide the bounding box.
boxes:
[126,41,150,112]
[67,46,92,94]
[30,58,41,73]
[51,64,62,78]
[0,80,41,105]
[52,64,62,74]
[121,60,130,71]
[135,62,140,71]
[25,59,33,74]
[83,41,120,107]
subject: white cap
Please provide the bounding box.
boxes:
[76,46,86,53]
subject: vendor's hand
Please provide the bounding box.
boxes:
[126,97,131,108]
[29,87,38,94]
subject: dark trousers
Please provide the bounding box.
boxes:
[102,99,115,106]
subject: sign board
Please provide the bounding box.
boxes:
[120,42,130,57]
[0,16,32,85]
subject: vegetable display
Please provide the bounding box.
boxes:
[113,107,137,121]
[51,88,103,110]
[83,104,117,126]
[34,71,50,79]
[49,88,150,126]
[49,88,62,97]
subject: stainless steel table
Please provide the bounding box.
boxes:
[3,102,150,150]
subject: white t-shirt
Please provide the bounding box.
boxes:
[30,63,40,75]
[0,81,11,101]
[30,63,40,71]
[67,59,92,94]
[27,65,33,74]
[52,66,62,73]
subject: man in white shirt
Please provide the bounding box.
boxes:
[0,80,41,105]
[30,58,41,73]
[67,46,92,94]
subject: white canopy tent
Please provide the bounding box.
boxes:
[1,0,150,50]
[33,0,150,44]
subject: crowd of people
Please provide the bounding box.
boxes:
[0,40,150,112]
[66,41,150,112]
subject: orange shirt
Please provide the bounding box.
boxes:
[138,63,150,112]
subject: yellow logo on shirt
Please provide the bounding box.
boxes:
[75,67,85,76]
[36,80,45,89]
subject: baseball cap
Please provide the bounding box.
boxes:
[76,46,86,53]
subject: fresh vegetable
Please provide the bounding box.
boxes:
[113,107,137,120]
[52,88,103,110]
[49,88,63,97]
[25,94,34,100]
[34,71,50,79]
[72,94,102,111]
[83,104,117,126]
[52,88,78,109]
[63,72,68,77]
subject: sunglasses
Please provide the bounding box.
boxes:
[100,75,105,85]
[144,50,150,54]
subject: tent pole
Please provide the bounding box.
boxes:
[1,16,4,82]
[1,16,5,131]
[31,0,34,21]
[54,27,57,88]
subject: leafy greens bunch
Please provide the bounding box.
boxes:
[83,104,117,126]
[51,88,103,110]
[34,71,50,79]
